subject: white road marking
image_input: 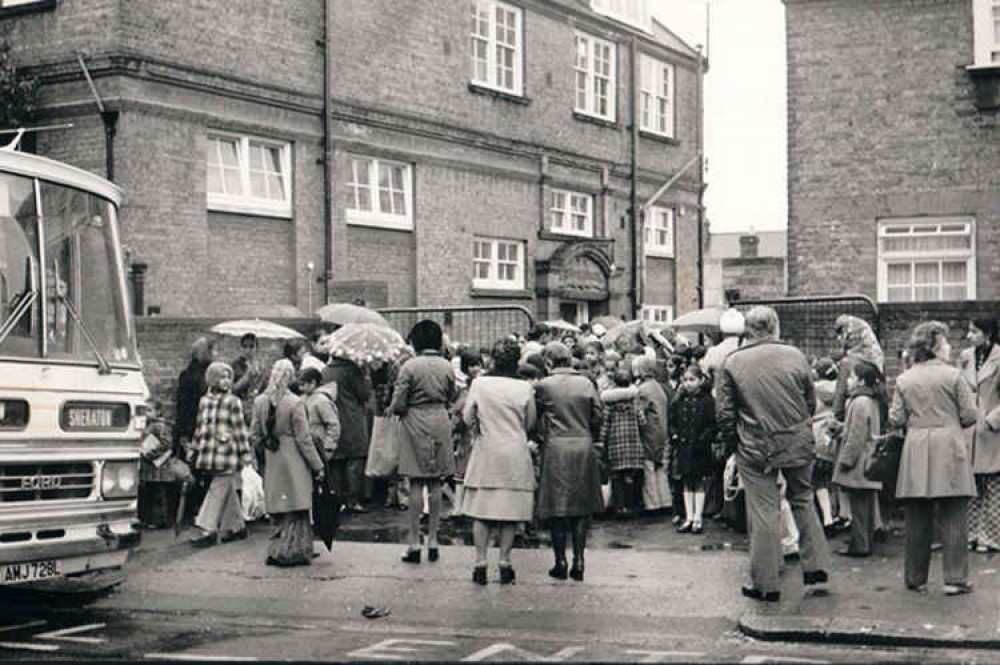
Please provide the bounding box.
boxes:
[35,622,107,644]
[0,641,60,652]
[0,620,46,634]
[741,657,830,664]
[625,649,708,662]
[144,654,259,661]
[347,638,457,661]
[462,643,586,661]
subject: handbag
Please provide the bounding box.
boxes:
[263,402,280,452]
[365,415,402,478]
[863,430,904,483]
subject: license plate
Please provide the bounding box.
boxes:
[0,559,62,585]
[67,407,113,428]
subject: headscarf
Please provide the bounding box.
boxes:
[264,359,296,406]
[632,354,658,379]
[190,336,210,361]
[835,315,883,372]
[204,361,233,392]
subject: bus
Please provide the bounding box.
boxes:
[0,147,145,589]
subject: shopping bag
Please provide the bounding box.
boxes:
[240,465,266,522]
[365,415,402,478]
[863,430,904,483]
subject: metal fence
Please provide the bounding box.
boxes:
[377,305,535,350]
[731,295,880,361]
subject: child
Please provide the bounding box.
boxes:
[831,360,883,557]
[597,350,621,393]
[138,398,180,529]
[668,364,717,534]
[811,359,839,535]
[599,367,646,517]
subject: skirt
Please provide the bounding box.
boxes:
[267,510,313,566]
[536,437,604,520]
[970,473,1000,549]
[397,405,456,480]
[460,487,533,522]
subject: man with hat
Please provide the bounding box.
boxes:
[702,309,745,396]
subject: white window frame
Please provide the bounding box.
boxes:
[470,0,523,96]
[645,206,675,258]
[206,132,292,218]
[641,305,673,323]
[639,54,675,138]
[574,32,617,121]
[344,156,414,231]
[590,0,650,32]
[877,217,977,303]
[1,0,49,6]
[472,237,526,291]
[549,189,594,237]
[972,0,1000,67]
[562,301,590,326]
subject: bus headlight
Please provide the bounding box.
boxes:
[101,461,139,499]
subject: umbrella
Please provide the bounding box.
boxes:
[315,303,389,327]
[666,307,726,335]
[590,315,626,331]
[318,322,406,365]
[602,320,673,348]
[313,463,342,552]
[174,481,191,539]
[540,320,582,334]
[210,319,305,340]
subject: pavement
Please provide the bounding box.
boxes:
[120,501,1000,653]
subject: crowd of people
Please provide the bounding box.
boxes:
[133,307,1000,597]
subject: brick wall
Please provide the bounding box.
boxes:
[785,0,1000,300]
[722,257,785,301]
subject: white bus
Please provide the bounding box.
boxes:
[0,148,146,589]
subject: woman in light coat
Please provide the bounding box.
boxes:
[461,338,537,585]
[889,321,977,595]
[960,317,1000,553]
[252,360,325,566]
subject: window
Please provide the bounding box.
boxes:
[470,0,523,95]
[590,0,650,32]
[206,133,291,218]
[877,218,976,302]
[549,189,593,237]
[0,0,52,8]
[973,0,1000,66]
[574,32,617,121]
[639,55,675,138]
[560,302,590,325]
[473,237,525,290]
[642,305,672,323]
[645,206,674,257]
[344,156,413,230]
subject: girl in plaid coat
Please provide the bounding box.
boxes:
[189,361,253,547]
[599,368,647,517]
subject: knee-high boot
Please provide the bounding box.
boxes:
[570,517,588,581]
[548,519,568,579]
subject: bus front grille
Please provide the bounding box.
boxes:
[0,463,95,502]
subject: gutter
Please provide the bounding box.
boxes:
[321,0,333,307]
[75,53,117,182]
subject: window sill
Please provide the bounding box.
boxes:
[470,287,533,299]
[345,213,414,232]
[572,111,619,129]
[638,130,681,146]
[538,230,614,244]
[645,250,675,260]
[0,0,55,18]
[468,83,532,106]
[207,201,292,220]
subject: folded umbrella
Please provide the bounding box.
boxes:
[313,463,343,552]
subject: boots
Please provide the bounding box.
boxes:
[569,517,588,582]
[548,521,568,579]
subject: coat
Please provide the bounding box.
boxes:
[462,375,537,492]
[322,358,372,460]
[252,392,324,513]
[600,386,647,471]
[889,359,977,499]
[391,351,458,478]
[636,377,669,463]
[959,345,1000,475]
[191,390,252,475]
[831,388,882,490]
[716,339,816,472]
[669,384,717,478]
[174,358,209,444]
[533,367,603,441]
[305,384,340,458]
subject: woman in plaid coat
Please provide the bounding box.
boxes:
[190,361,253,547]
[599,368,646,517]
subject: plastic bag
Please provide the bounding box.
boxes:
[365,415,402,478]
[241,465,266,522]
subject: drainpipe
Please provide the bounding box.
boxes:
[76,53,116,181]
[629,37,640,319]
[321,0,333,307]
[695,42,706,309]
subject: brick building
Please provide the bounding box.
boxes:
[5,0,706,327]
[704,229,787,306]
[784,0,1000,305]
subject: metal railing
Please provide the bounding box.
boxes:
[377,305,535,350]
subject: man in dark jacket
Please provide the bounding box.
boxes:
[716,306,830,602]
[322,357,372,512]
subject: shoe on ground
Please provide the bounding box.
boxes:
[741,585,780,602]
[823,523,838,538]
[499,564,516,585]
[783,551,800,563]
[803,569,829,585]
[906,583,928,593]
[676,521,693,534]
[401,548,421,564]
[427,547,439,562]
[671,514,682,526]
[220,527,248,543]
[975,544,993,553]
[472,565,487,585]
[351,503,368,514]
[189,530,217,548]
[691,521,703,535]
[569,563,584,582]
[835,547,870,558]
[943,583,974,596]
[873,528,888,543]
[549,561,568,580]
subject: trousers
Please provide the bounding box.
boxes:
[844,488,876,555]
[194,473,244,534]
[903,497,969,587]
[737,459,832,593]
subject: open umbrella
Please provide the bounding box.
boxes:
[541,320,582,334]
[602,320,673,347]
[210,319,305,340]
[318,322,406,365]
[666,307,726,335]
[590,315,626,331]
[315,303,389,327]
